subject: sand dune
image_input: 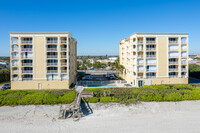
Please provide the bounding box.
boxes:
[0,101,200,133]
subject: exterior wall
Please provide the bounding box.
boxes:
[119,33,189,87]
[10,32,77,90]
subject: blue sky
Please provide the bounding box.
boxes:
[0,0,199,56]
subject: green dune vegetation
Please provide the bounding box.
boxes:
[84,84,200,104]
[0,90,76,106]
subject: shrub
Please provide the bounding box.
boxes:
[100,97,117,103]
[58,92,76,104]
[163,93,183,101]
[19,92,46,105]
[88,97,99,103]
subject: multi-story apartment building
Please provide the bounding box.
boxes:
[10,32,77,89]
[119,33,189,87]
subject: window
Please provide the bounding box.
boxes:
[47,74,58,81]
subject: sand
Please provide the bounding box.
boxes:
[0,101,200,133]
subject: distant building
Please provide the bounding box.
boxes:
[195,54,200,58]
[119,33,189,87]
[77,59,83,63]
[88,58,96,64]
[108,57,118,62]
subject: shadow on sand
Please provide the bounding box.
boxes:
[80,98,93,117]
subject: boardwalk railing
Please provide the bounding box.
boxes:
[77,80,127,85]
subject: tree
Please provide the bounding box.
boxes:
[93,62,101,69]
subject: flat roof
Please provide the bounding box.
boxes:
[131,32,189,36]
[10,32,72,36]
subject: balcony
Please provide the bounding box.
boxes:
[169,41,178,44]
[47,41,57,44]
[169,55,178,58]
[22,48,32,51]
[61,40,67,43]
[61,62,67,66]
[22,56,32,59]
[146,55,156,58]
[169,68,178,71]
[22,63,32,66]
[147,69,156,72]
[22,41,32,44]
[138,62,143,65]
[169,61,178,65]
[61,48,67,51]
[12,56,18,59]
[181,75,187,78]
[22,78,33,81]
[138,41,143,44]
[146,48,156,51]
[61,55,67,58]
[47,48,57,51]
[138,76,143,79]
[181,68,186,71]
[22,70,33,73]
[13,70,18,74]
[146,76,156,79]
[138,55,143,58]
[169,75,178,78]
[61,70,67,73]
[12,41,18,44]
[12,48,18,52]
[47,63,58,66]
[181,61,187,64]
[47,55,57,58]
[47,70,58,73]
[138,69,143,72]
[13,77,18,81]
[138,48,143,51]
[146,41,156,44]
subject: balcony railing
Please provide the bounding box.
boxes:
[181,68,186,71]
[138,55,143,58]
[169,48,178,51]
[181,75,187,78]
[61,55,67,58]
[22,48,32,51]
[47,41,57,44]
[181,48,187,51]
[61,62,67,66]
[138,69,143,72]
[182,55,187,58]
[138,41,143,44]
[12,56,18,59]
[61,70,67,73]
[12,77,18,81]
[169,68,178,71]
[138,48,143,51]
[47,63,58,66]
[47,55,57,58]
[169,75,178,78]
[22,78,33,81]
[169,55,178,58]
[12,41,18,44]
[138,76,143,79]
[22,70,33,73]
[22,41,32,44]
[146,41,156,44]
[22,56,32,59]
[146,48,156,51]
[146,76,156,79]
[61,40,67,43]
[146,62,156,65]
[169,61,178,65]
[169,41,178,44]
[61,48,67,51]
[147,69,156,72]
[22,63,32,66]
[146,55,156,58]
[181,61,187,64]
[47,48,57,51]
[138,62,143,65]
[12,48,18,51]
[47,70,58,73]
[13,70,18,74]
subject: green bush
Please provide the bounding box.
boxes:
[88,97,99,103]
[100,97,117,103]
[163,93,183,101]
[58,92,76,104]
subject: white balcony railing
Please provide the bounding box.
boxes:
[146,48,156,51]
[169,55,178,58]
[169,48,178,51]
[22,41,32,44]
[181,75,187,78]
[138,69,143,72]
[146,76,156,79]
[47,41,57,44]
[12,56,18,59]
[47,70,58,73]
[47,55,57,58]
[138,76,143,79]
[146,41,156,44]
[22,56,32,59]
[182,61,187,64]
[146,62,156,65]
[13,70,18,74]
[146,55,156,58]
[22,78,33,81]
[61,70,67,73]
[147,69,156,72]
[12,41,18,44]
[181,48,187,51]
[13,77,18,81]
[61,40,67,43]
[12,48,18,51]
[47,63,58,66]
[169,41,178,44]
[181,68,186,71]
[169,62,178,65]
[61,48,67,51]
[138,48,143,51]
[138,41,143,44]
[22,48,32,51]
[47,48,57,51]
[138,62,143,65]
[22,70,33,73]
[169,75,178,78]
[61,63,67,66]
[22,63,32,66]
[138,55,143,58]
[61,55,67,58]
[169,68,178,71]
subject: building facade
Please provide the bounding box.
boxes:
[10,32,77,89]
[119,33,189,87]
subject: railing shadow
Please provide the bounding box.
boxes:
[80,98,93,117]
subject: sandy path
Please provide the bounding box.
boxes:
[0,101,200,133]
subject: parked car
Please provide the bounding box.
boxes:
[2,83,11,90]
